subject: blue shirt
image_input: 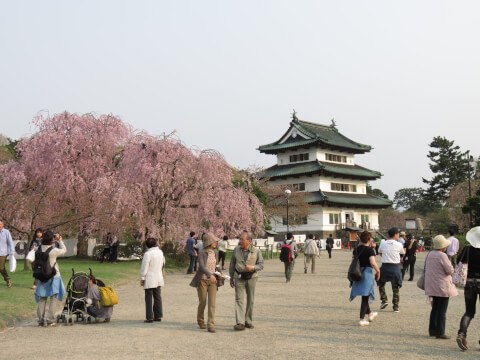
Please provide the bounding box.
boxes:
[186,237,196,255]
[0,228,14,256]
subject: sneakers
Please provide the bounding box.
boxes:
[359,319,370,326]
[368,312,378,322]
[393,308,399,313]
[380,302,388,310]
[456,334,468,350]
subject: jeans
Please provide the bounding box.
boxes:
[37,295,58,324]
[360,296,371,319]
[458,279,480,337]
[145,286,163,320]
[187,254,196,273]
[235,277,257,325]
[429,296,449,336]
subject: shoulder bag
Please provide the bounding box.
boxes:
[347,247,365,282]
[417,252,430,290]
[452,246,470,288]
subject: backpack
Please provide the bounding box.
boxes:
[98,286,119,306]
[33,247,57,282]
[280,243,292,263]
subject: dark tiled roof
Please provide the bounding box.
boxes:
[306,191,392,208]
[258,119,372,154]
[259,161,382,180]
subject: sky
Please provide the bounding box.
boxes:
[1,0,479,198]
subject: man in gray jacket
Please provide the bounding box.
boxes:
[230,231,264,330]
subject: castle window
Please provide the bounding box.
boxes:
[331,183,357,192]
[286,183,306,191]
[290,153,309,163]
[326,153,347,163]
[329,213,340,224]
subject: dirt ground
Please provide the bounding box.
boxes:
[1,250,479,360]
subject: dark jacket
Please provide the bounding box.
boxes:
[189,248,216,288]
[458,245,480,279]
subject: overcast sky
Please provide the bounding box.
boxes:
[1,1,479,198]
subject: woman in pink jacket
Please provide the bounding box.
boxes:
[424,235,458,339]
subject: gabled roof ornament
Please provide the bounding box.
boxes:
[291,109,299,123]
[330,118,337,129]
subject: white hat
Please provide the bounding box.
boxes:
[432,235,451,250]
[466,226,480,249]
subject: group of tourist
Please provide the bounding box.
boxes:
[348,226,480,352]
[1,219,479,352]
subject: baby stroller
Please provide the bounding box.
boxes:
[57,268,105,325]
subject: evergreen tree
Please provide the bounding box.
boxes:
[422,136,471,202]
[463,189,480,227]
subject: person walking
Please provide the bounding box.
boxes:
[424,235,457,339]
[304,234,319,274]
[446,230,460,267]
[33,231,67,326]
[217,235,228,270]
[108,233,119,264]
[401,235,418,281]
[456,226,480,351]
[230,231,264,330]
[29,228,44,290]
[0,221,14,288]
[326,234,334,259]
[350,231,380,326]
[282,232,297,283]
[377,227,405,313]
[190,233,219,332]
[186,231,197,274]
[140,237,165,323]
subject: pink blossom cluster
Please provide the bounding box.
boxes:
[0,112,265,254]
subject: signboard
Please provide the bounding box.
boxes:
[405,218,417,230]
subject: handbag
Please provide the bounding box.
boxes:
[452,247,470,287]
[9,255,16,273]
[417,252,430,290]
[347,247,364,282]
[215,274,225,287]
[26,249,36,263]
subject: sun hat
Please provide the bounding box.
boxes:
[399,231,406,236]
[202,233,220,248]
[466,226,480,249]
[432,235,451,250]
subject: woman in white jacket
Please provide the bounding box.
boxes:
[140,238,165,323]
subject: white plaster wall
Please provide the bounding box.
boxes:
[269,176,319,192]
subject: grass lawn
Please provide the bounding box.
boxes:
[0,257,185,329]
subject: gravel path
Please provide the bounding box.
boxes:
[2,250,478,359]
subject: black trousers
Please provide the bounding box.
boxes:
[145,286,163,320]
[429,296,449,336]
[327,247,332,258]
[218,251,226,268]
[459,279,480,336]
[401,256,416,280]
[360,296,371,319]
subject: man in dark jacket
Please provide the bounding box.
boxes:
[401,235,418,281]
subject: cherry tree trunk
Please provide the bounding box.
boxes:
[77,234,88,257]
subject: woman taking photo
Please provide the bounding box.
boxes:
[33,231,67,327]
[424,235,457,339]
[350,231,380,326]
[456,226,480,351]
[190,233,219,333]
